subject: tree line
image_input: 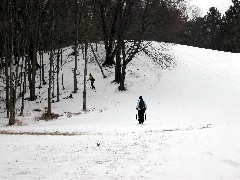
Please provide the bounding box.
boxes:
[181,0,240,52]
[1,0,240,125]
[0,0,187,125]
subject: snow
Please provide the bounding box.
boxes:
[1,42,240,179]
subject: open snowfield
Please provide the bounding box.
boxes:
[1,42,240,179]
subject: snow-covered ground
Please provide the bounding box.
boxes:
[1,42,240,179]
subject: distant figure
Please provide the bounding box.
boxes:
[87,73,95,89]
[136,96,147,124]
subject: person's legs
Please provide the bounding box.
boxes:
[139,110,144,124]
[91,82,94,89]
[138,110,141,124]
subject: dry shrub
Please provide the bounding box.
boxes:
[38,112,60,121]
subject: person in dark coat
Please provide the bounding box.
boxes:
[87,73,95,89]
[136,96,147,124]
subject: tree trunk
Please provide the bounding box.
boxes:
[115,40,122,83]
[83,44,88,111]
[119,62,126,91]
[0,56,2,71]
[61,49,64,90]
[73,0,79,93]
[39,51,42,88]
[20,82,25,116]
[9,73,15,125]
[75,0,79,71]
[99,1,120,66]
[47,52,53,116]
[24,59,27,94]
[73,68,77,93]
[47,0,55,117]
[5,50,9,119]
[8,2,15,123]
[8,0,15,123]
[90,44,106,78]
[4,0,9,118]
[29,0,40,101]
[52,68,55,98]
[29,41,37,101]
[56,47,60,102]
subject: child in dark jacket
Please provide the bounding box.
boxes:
[87,73,95,89]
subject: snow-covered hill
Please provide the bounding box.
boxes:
[1,42,240,179]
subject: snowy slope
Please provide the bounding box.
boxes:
[1,42,240,179]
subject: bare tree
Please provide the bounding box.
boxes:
[56,47,60,102]
[98,0,122,66]
[5,0,17,125]
[83,43,88,111]
[115,0,147,90]
[28,0,41,101]
[90,43,106,78]
[61,49,64,90]
[73,0,80,94]
[3,0,10,118]
[47,0,55,117]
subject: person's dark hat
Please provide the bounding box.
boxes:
[139,96,142,99]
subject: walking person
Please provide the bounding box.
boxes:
[136,96,147,124]
[87,73,95,89]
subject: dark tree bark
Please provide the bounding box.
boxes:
[83,43,88,111]
[56,47,60,102]
[98,0,122,66]
[73,0,79,93]
[52,67,55,98]
[47,0,55,117]
[47,52,53,116]
[20,73,25,116]
[4,0,10,118]
[29,0,41,101]
[8,0,16,124]
[118,42,126,91]
[20,79,25,116]
[61,49,64,90]
[9,73,15,125]
[6,0,17,124]
[73,67,77,93]
[24,57,27,94]
[90,43,106,78]
[115,38,122,84]
[119,41,142,91]
[39,50,42,88]
[116,0,146,91]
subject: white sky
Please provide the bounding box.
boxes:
[189,0,233,15]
